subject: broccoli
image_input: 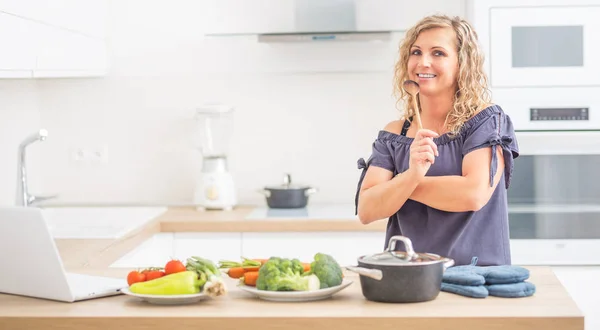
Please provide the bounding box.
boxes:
[309,253,344,289]
[256,257,320,292]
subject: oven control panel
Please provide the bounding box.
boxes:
[530,108,589,121]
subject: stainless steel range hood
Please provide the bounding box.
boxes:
[203,0,395,42]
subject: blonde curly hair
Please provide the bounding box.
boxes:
[393,15,492,136]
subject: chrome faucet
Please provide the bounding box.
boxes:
[16,129,57,207]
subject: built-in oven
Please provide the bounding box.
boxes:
[508,131,600,265]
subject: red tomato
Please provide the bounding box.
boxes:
[164,259,187,275]
[127,271,146,286]
[143,270,165,281]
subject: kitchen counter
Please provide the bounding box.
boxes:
[158,205,386,232]
[0,267,583,330]
[0,206,585,329]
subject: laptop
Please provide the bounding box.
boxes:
[0,207,127,302]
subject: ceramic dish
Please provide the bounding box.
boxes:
[237,279,353,302]
[120,287,208,305]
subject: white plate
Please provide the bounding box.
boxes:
[237,279,353,302]
[120,287,209,305]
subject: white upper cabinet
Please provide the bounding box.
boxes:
[0,12,37,77]
[0,0,108,78]
[36,23,107,77]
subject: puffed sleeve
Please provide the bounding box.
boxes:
[355,136,396,215]
[462,109,520,189]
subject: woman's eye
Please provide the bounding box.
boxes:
[434,50,445,56]
[411,49,421,55]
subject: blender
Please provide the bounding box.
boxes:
[193,104,237,211]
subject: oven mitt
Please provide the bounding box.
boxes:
[441,282,488,298]
[486,282,536,298]
[442,257,530,285]
[441,257,535,298]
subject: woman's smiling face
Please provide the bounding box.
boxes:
[407,27,459,97]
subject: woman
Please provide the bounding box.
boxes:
[355,15,519,266]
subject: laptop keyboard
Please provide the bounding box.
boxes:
[66,273,127,298]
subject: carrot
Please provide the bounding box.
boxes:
[242,266,260,272]
[227,267,246,279]
[302,263,311,273]
[243,271,259,286]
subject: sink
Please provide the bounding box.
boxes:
[43,207,167,239]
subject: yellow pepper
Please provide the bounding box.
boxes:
[129,271,204,295]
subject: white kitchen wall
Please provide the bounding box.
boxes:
[0,0,465,206]
[0,80,43,206]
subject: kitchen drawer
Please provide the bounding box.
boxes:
[241,232,385,266]
[173,233,243,263]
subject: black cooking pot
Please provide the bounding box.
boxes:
[258,174,318,209]
[346,236,454,303]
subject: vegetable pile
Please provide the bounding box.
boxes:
[125,257,227,297]
[220,253,344,292]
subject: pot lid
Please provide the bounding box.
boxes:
[265,173,310,190]
[360,236,448,266]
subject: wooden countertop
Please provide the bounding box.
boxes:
[0,267,583,330]
[157,206,387,232]
[0,206,585,330]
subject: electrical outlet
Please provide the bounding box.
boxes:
[70,145,109,164]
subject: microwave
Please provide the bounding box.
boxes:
[470,0,600,130]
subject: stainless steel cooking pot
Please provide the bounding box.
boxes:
[346,235,454,303]
[258,174,318,209]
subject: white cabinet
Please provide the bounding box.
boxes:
[0,12,36,77]
[36,25,107,77]
[552,266,600,330]
[0,0,107,38]
[110,233,174,268]
[241,232,385,266]
[0,0,108,78]
[111,233,243,269]
[172,233,243,263]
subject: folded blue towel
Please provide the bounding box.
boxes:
[486,282,536,298]
[441,282,488,298]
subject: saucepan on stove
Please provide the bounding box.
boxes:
[346,235,454,303]
[257,173,318,209]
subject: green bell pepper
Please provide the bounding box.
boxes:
[129,271,205,295]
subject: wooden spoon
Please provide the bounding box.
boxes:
[402,80,423,130]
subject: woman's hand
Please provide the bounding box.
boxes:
[408,129,439,178]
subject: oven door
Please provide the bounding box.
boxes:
[509,131,600,265]
[489,5,600,88]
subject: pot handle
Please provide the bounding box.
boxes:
[345,266,383,281]
[257,189,271,198]
[304,187,318,197]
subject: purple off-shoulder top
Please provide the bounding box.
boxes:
[355,105,520,266]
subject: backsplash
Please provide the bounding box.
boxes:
[0,0,448,206]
